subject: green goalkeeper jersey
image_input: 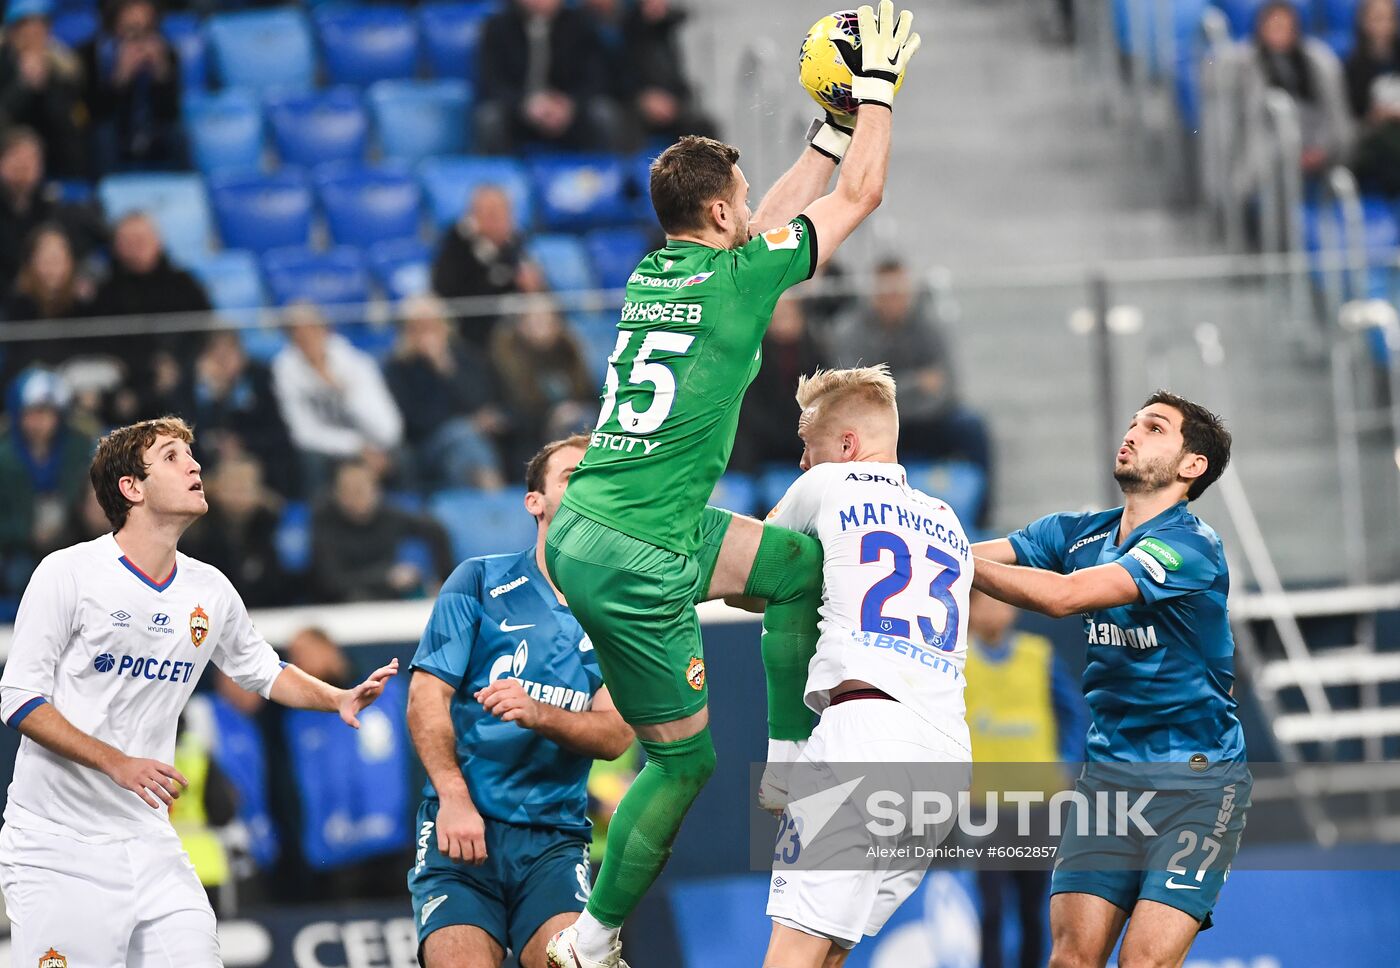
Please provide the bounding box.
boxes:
[561,214,819,556]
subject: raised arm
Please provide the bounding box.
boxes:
[800,2,920,266]
[476,679,634,760]
[749,147,838,237]
[408,669,489,864]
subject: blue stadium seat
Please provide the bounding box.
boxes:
[526,234,597,292]
[275,500,312,573]
[586,227,653,290]
[571,312,620,384]
[209,170,314,254]
[261,246,372,307]
[188,250,267,329]
[367,238,433,300]
[630,150,657,221]
[418,1,493,80]
[51,179,94,204]
[756,463,801,512]
[208,8,316,95]
[315,5,419,87]
[418,155,533,228]
[368,79,471,163]
[905,461,988,526]
[185,90,264,175]
[98,173,213,261]
[314,164,423,248]
[162,12,207,93]
[710,473,758,517]
[267,88,369,169]
[51,8,98,47]
[529,154,630,231]
[429,488,536,562]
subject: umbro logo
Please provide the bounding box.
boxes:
[111,610,131,623]
[773,876,787,887]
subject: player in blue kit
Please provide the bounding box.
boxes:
[970,391,1246,968]
[406,433,634,968]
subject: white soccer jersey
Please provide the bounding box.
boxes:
[0,533,285,843]
[769,461,973,733]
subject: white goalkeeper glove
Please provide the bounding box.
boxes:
[833,0,922,111]
[806,112,854,162]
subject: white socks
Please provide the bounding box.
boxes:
[572,910,621,963]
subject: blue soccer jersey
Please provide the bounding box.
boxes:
[1007,501,1246,769]
[411,548,603,832]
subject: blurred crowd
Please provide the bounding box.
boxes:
[0,0,996,614]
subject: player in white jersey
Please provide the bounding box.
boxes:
[735,365,974,968]
[0,416,398,967]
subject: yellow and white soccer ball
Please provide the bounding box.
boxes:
[799,9,905,119]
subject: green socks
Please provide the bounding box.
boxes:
[747,525,823,742]
[584,728,718,928]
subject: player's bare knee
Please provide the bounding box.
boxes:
[1117,952,1183,968]
[1048,945,1107,968]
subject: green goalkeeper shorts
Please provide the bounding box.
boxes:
[544,504,732,725]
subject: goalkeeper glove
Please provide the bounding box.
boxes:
[834,0,922,111]
[806,112,854,162]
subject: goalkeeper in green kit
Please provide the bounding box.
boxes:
[544,5,922,966]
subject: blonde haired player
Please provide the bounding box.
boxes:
[735,366,974,968]
[0,417,397,966]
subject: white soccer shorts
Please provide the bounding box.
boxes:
[766,698,971,948]
[0,822,221,967]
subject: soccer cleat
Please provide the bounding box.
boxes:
[546,926,631,968]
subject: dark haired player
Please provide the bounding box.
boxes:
[0,417,396,965]
[971,391,1248,968]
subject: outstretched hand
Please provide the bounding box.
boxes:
[338,658,399,728]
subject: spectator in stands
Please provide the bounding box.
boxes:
[1346,0,1400,196]
[476,0,621,153]
[616,0,716,146]
[271,302,404,493]
[1,223,94,383]
[90,211,212,415]
[1238,1,1353,185]
[180,455,292,609]
[310,458,454,603]
[832,258,993,520]
[0,0,87,178]
[0,127,102,287]
[732,295,827,474]
[0,368,93,595]
[78,0,183,172]
[384,294,507,493]
[490,294,596,464]
[163,329,297,497]
[430,184,533,349]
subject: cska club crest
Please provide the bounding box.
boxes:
[189,604,210,648]
[39,950,68,968]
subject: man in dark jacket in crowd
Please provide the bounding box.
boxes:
[311,458,454,603]
[0,0,87,178]
[475,0,620,153]
[77,0,184,172]
[0,127,102,288]
[90,211,212,415]
[617,0,716,145]
[430,185,534,349]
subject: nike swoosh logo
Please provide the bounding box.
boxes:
[1164,877,1201,890]
[422,894,448,924]
[500,620,535,633]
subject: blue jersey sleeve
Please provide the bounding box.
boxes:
[1118,527,1220,605]
[411,562,484,688]
[1007,513,1071,572]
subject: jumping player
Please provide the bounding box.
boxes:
[971,391,1247,968]
[544,5,923,966]
[0,417,397,965]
